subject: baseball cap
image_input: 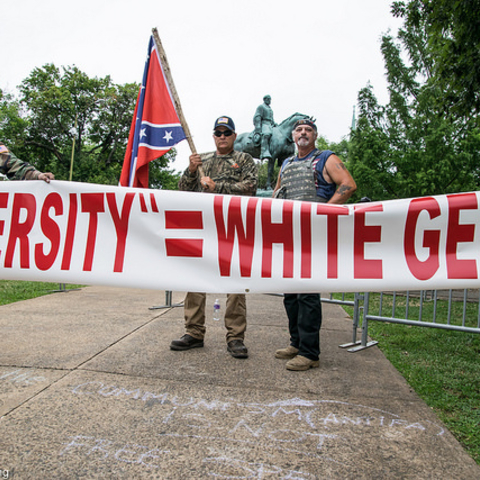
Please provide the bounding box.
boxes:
[293,119,317,132]
[214,116,235,132]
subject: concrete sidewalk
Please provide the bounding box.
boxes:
[0,286,479,479]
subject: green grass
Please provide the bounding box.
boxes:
[334,292,480,465]
[0,280,84,306]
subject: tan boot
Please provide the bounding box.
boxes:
[275,345,299,359]
[286,355,319,371]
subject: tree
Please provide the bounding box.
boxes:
[395,0,480,117]
[0,89,29,156]
[1,64,180,188]
[349,2,480,201]
[316,135,351,164]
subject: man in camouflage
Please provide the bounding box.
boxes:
[0,143,54,182]
[171,116,257,359]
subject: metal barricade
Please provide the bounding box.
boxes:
[333,289,480,353]
[150,291,184,310]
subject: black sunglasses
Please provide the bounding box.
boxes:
[214,130,234,137]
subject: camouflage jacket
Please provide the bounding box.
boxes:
[0,143,42,181]
[179,150,257,196]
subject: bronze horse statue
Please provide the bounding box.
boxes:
[234,112,313,188]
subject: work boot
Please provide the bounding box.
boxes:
[275,345,299,359]
[170,334,204,351]
[286,355,319,371]
[227,340,248,359]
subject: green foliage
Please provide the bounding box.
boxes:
[1,64,180,189]
[393,0,480,117]
[317,135,351,162]
[349,2,480,201]
[0,90,29,159]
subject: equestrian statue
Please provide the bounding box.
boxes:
[234,107,313,188]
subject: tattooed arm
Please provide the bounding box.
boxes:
[323,154,357,204]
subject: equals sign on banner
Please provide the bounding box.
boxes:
[164,211,204,257]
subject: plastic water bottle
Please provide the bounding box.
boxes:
[213,299,221,321]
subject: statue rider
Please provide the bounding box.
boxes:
[253,95,276,161]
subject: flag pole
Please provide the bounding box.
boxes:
[151,28,205,178]
[69,113,77,182]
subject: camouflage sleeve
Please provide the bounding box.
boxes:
[0,145,41,181]
[178,152,215,192]
[178,166,201,192]
[214,152,257,197]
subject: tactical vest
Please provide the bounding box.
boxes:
[279,153,327,203]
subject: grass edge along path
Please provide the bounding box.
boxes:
[0,280,84,306]
[333,292,480,466]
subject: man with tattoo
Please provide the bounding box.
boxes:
[272,119,356,371]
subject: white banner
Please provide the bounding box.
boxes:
[1,180,480,293]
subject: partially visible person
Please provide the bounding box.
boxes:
[0,143,54,182]
[170,116,257,359]
[272,119,356,371]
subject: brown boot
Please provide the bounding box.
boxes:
[275,345,299,359]
[286,355,319,371]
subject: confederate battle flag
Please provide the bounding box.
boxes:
[120,35,186,188]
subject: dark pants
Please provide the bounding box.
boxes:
[283,293,322,361]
